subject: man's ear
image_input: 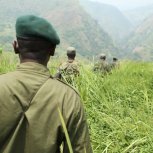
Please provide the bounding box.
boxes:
[12,40,19,54]
[50,45,56,56]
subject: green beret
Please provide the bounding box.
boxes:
[67,47,76,55]
[16,15,60,45]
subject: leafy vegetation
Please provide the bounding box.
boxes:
[1,53,153,152]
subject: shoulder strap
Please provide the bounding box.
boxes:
[27,76,51,108]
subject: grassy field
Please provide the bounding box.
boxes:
[1,52,153,152]
[76,62,153,153]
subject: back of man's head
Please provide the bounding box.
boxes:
[14,15,60,64]
[113,57,118,62]
[67,47,76,59]
[99,53,106,60]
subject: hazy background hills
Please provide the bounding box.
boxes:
[125,4,153,26]
[0,0,118,57]
[0,0,153,60]
[122,4,153,60]
[80,0,153,60]
[80,0,133,44]
[124,14,153,60]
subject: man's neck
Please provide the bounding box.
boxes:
[20,59,47,67]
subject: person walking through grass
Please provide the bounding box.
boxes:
[55,47,80,84]
[93,53,110,74]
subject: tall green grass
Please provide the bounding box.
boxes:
[73,61,153,152]
[0,52,18,73]
[58,107,74,153]
[1,53,153,152]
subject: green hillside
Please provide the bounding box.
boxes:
[124,14,153,60]
[125,4,153,26]
[0,0,118,57]
[79,0,133,44]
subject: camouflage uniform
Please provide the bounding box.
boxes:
[59,60,79,76]
[56,47,80,83]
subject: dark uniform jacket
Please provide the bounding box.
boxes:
[0,62,92,153]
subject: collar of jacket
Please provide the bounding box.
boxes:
[16,62,50,76]
[67,59,74,63]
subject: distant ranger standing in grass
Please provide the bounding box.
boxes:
[0,15,92,153]
[93,53,109,74]
[55,47,80,82]
[111,57,119,69]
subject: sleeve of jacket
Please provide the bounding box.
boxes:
[63,92,93,153]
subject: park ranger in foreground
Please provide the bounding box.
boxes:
[0,15,92,153]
